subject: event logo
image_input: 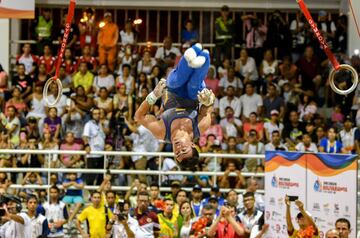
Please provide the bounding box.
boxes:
[271,175,299,189]
[313,178,348,194]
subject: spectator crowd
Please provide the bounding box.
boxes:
[0,4,359,238]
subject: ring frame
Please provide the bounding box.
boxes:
[329,64,359,95]
[43,77,63,107]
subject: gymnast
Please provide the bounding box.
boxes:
[135,43,215,170]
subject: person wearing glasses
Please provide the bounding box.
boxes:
[237,192,263,237]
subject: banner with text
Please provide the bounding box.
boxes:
[0,0,34,19]
[306,153,357,238]
[264,152,357,238]
[264,152,307,238]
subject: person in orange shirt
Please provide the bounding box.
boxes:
[98,12,119,71]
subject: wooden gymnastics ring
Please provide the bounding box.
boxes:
[329,64,359,95]
[43,77,63,106]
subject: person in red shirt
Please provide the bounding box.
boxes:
[58,48,77,75]
[38,44,55,75]
[16,43,38,76]
[76,45,98,73]
[207,205,245,238]
[78,8,98,56]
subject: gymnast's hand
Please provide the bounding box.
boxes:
[197,88,215,107]
[146,78,167,105]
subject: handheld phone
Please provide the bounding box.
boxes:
[288,196,299,202]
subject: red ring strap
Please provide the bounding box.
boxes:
[54,0,76,80]
[297,0,340,70]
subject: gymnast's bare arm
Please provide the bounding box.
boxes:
[198,104,213,134]
[134,99,165,139]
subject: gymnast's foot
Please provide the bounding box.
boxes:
[184,43,206,68]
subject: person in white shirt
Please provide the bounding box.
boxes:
[0,195,31,238]
[220,106,243,139]
[239,82,263,120]
[237,192,263,237]
[43,186,68,238]
[235,49,259,83]
[112,213,138,238]
[237,177,265,212]
[25,194,50,238]
[243,130,265,172]
[295,133,318,153]
[339,116,360,154]
[155,36,181,66]
[83,107,106,185]
[219,86,241,118]
[265,130,288,151]
[161,157,183,184]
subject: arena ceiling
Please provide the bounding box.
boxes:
[36,0,341,10]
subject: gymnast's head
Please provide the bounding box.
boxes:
[172,135,199,171]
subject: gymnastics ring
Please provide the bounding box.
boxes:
[43,77,63,106]
[329,64,359,95]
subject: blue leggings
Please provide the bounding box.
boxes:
[166,50,210,100]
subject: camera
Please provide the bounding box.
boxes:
[0,208,5,217]
[117,213,127,221]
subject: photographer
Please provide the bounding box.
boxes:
[0,194,30,238]
[285,195,319,237]
[112,200,137,238]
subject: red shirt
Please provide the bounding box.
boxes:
[77,56,97,71]
[134,208,160,235]
[56,58,77,75]
[38,55,55,74]
[216,220,245,238]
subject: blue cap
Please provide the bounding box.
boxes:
[193,184,202,191]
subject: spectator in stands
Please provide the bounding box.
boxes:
[62,99,86,140]
[78,8,97,56]
[298,95,317,122]
[125,179,148,208]
[243,113,264,141]
[149,183,162,209]
[243,14,267,64]
[44,107,61,140]
[5,88,28,119]
[214,5,234,65]
[220,106,243,139]
[240,82,263,121]
[265,130,287,151]
[282,110,306,149]
[38,44,55,75]
[0,172,11,193]
[25,82,46,120]
[59,132,83,168]
[26,194,50,237]
[218,58,231,79]
[238,192,263,237]
[155,36,181,68]
[226,190,239,210]
[219,86,241,119]
[0,129,14,168]
[19,172,43,199]
[72,61,94,94]
[43,185,68,238]
[158,198,179,237]
[319,127,344,154]
[243,130,264,171]
[290,11,307,62]
[116,64,135,96]
[58,14,79,51]
[83,107,106,185]
[219,67,243,97]
[266,10,291,59]
[264,110,284,142]
[326,229,340,238]
[176,190,188,209]
[333,15,347,53]
[60,48,77,75]
[34,9,53,55]
[317,10,336,50]
[98,12,119,71]
[12,63,33,98]
[119,19,137,48]
[335,218,351,238]
[285,196,319,238]
[117,44,136,75]
[94,87,113,118]
[2,105,21,147]
[235,49,259,85]
[295,133,318,152]
[182,19,199,45]
[199,112,223,147]
[77,45,98,72]
[207,205,245,237]
[263,84,285,120]
[137,49,156,76]
[205,65,220,97]
[77,191,114,237]
[201,186,225,207]
[16,43,38,76]
[278,55,298,84]
[189,185,202,217]
[178,200,196,236]
[238,177,265,212]
[219,160,245,188]
[70,85,94,116]
[259,50,279,78]
[339,116,360,154]
[62,172,84,222]
[36,63,49,85]
[136,72,152,98]
[113,83,133,121]
[39,128,59,168]
[296,46,322,93]
[134,191,160,237]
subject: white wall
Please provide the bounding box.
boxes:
[347,0,360,56]
[0,19,10,72]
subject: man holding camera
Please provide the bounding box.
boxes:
[0,195,31,238]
